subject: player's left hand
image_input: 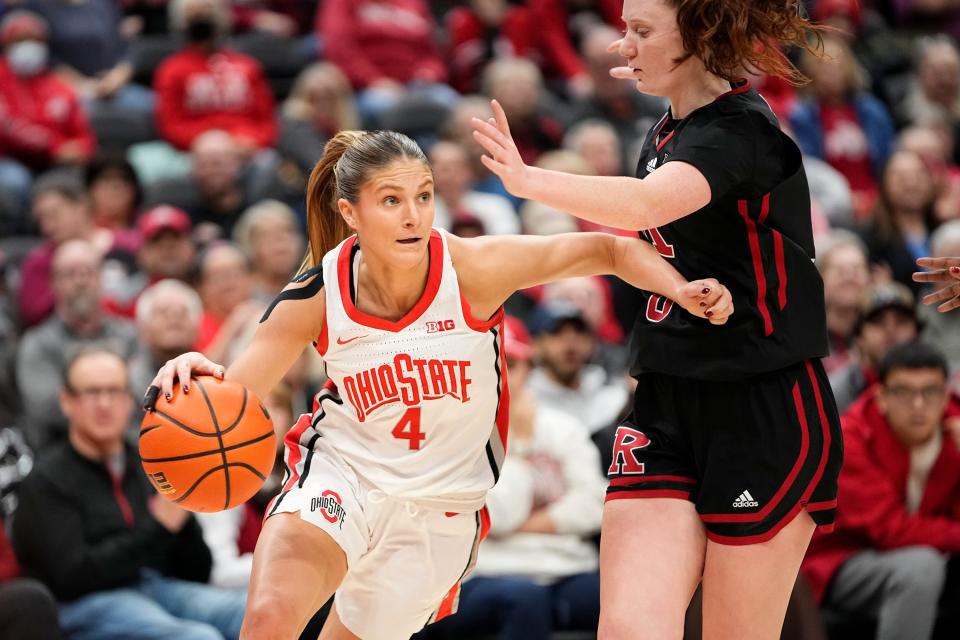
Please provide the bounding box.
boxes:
[677,279,733,325]
[913,257,960,312]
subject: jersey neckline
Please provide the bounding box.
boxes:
[665,78,753,122]
[336,230,444,333]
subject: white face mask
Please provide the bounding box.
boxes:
[7,40,48,77]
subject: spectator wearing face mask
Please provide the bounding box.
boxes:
[0,10,95,231]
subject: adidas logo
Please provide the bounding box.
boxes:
[646,156,658,173]
[732,490,759,508]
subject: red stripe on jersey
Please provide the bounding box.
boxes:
[700,380,811,523]
[494,318,510,448]
[806,499,837,512]
[460,293,504,332]
[609,475,696,486]
[316,303,329,356]
[278,413,312,494]
[773,230,787,310]
[719,79,752,99]
[656,129,676,152]
[738,199,773,336]
[757,193,771,224]
[336,230,444,332]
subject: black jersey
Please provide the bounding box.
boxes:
[629,81,828,380]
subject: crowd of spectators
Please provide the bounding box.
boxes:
[0,0,958,639]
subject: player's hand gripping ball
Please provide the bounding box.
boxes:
[140,376,276,512]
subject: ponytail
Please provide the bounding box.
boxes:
[300,129,429,275]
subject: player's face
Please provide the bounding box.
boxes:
[61,353,133,448]
[879,368,948,448]
[341,159,435,268]
[617,0,689,97]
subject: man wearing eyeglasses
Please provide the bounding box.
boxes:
[11,347,245,639]
[803,342,960,640]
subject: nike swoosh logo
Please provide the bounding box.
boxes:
[336,335,368,345]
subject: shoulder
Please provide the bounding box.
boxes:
[24,442,75,491]
[258,265,327,336]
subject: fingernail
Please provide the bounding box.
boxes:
[182,385,189,394]
[706,310,714,317]
[165,392,172,401]
[702,288,710,295]
[951,267,960,274]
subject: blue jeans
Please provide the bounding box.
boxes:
[0,158,32,232]
[425,572,600,640]
[58,571,246,640]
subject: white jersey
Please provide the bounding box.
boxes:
[287,230,508,509]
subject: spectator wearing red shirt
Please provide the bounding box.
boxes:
[790,36,896,220]
[155,0,277,154]
[528,0,621,99]
[803,342,960,640]
[0,10,95,232]
[445,0,536,95]
[318,0,458,127]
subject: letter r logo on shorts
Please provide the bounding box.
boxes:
[608,426,651,475]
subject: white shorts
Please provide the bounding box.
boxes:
[267,437,489,640]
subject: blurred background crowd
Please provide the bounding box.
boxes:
[0,0,959,639]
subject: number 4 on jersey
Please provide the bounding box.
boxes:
[641,228,676,323]
[393,407,425,450]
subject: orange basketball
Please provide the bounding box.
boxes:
[140,376,276,512]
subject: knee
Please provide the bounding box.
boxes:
[241,594,301,640]
[0,578,58,616]
[598,611,682,640]
[886,546,947,596]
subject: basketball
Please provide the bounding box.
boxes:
[140,376,276,512]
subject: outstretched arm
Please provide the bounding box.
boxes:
[450,233,732,324]
[913,257,960,313]
[146,275,325,405]
[471,100,711,231]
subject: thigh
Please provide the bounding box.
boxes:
[58,589,219,640]
[599,498,705,640]
[246,512,349,636]
[138,573,246,639]
[701,509,816,640]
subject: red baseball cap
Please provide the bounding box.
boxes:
[0,11,48,46]
[138,206,192,241]
[503,316,533,362]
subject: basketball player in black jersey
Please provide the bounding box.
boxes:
[473,1,843,638]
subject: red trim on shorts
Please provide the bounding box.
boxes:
[700,380,811,523]
[460,293,504,332]
[605,489,692,502]
[800,361,832,506]
[772,230,787,310]
[805,499,837,513]
[435,583,460,620]
[739,199,773,336]
[609,475,696,487]
[479,506,491,541]
[706,501,837,546]
[336,230,443,332]
[279,414,312,492]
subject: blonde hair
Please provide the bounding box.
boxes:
[283,62,359,131]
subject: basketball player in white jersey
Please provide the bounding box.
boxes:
[147,130,733,640]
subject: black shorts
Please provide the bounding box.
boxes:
[606,359,843,544]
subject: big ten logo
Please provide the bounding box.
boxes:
[426,319,455,334]
[150,471,176,495]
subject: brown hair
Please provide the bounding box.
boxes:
[668,0,827,85]
[301,130,429,272]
